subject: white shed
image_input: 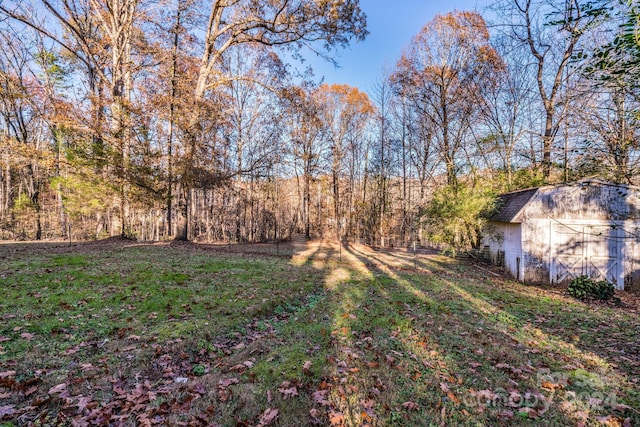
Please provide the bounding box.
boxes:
[482,179,640,290]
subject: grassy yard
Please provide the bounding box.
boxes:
[0,240,638,426]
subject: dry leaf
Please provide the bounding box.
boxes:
[518,407,538,419]
[278,382,298,400]
[48,383,67,395]
[257,407,278,427]
[76,396,93,413]
[402,401,419,411]
[329,411,345,426]
[0,404,16,418]
[309,408,321,423]
[540,380,563,390]
[499,410,514,420]
[24,386,38,396]
[312,389,331,406]
[218,378,239,388]
[0,371,15,379]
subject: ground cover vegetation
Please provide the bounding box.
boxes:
[0,240,638,426]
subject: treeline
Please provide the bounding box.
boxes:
[1,0,639,251]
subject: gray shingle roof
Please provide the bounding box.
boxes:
[490,188,538,223]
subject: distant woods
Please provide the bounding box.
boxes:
[1,1,639,251]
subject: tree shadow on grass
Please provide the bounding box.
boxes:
[315,242,638,426]
[0,240,638,426]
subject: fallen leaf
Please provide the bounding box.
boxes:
[24,386,38,396]
[63,346,79,355]
[20,332,34,340]
[0,337,10,343]
[48,383,67,395]
[329,411,345,426]
[76,396,93,413]
[518,407,538,419]
[0,393,10,399]
[0,404,15,418]
[302,360,312,374]
[256,408,278,427]
[309,408,321,423]
[312,389,331,406]
[402,401,419,411]
[499,410,514,420]
[230,360,254,373]
[0,371,16,379]
[278,381,298,399]
[218,378,239,388]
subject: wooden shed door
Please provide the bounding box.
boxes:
[587,226,620,284]
[553,224,584,284]
[552,224,620,286]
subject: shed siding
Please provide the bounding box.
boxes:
[521,218,551,284]
[622,221,640,292]
[483,223,522,280]
[485,180,640,290]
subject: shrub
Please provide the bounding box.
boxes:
[422,183,496,254]
[568,275,615,301]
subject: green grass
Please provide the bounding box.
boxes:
[0,241,638,426]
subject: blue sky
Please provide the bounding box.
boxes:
[303,0,489,92]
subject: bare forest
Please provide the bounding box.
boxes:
[1,0,639,251]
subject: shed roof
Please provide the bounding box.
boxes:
[489,179,640,223]
[490,188,538,223]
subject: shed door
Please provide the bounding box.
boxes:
[553,224,584,284]
[587,226,620,285]
[552,224,621,286]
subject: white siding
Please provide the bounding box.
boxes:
[503,224,522,281]
[486,181,640,289]
[483,222,522,281]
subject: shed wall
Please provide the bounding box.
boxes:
[483,222,522,281]
[521,219,551,284]
[486,182,640,290]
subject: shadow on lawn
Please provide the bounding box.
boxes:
[305,241,638,426]
[0,239,637,426]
